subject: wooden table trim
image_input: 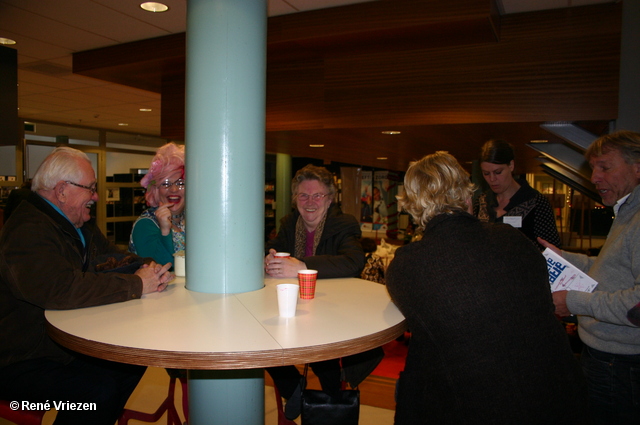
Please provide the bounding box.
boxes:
[46,321,406,369]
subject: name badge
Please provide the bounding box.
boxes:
[503,216,522,228]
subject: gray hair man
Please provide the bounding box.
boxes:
[540,130,640,425]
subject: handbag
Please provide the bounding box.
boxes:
[300,364,360,425]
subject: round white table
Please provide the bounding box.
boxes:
[46,277,406,423]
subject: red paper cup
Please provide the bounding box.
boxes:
[274,252,290,259]
[297,269,318,299]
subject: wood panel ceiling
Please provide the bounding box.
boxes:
[72,0,620,173]
[1,0,621,173]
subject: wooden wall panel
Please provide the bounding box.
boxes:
[72,1,621,172]
[319,4,620,129]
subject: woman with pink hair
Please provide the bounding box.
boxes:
[129,143,185,268]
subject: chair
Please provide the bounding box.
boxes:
[0,399,47,425]
[118,373,188,425]
[273,384,297,425]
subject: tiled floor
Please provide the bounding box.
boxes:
[0,367,395,425]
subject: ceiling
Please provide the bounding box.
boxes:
[0,0,620,173]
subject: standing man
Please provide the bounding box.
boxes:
[0,147,173,424]
[541,130,640,425]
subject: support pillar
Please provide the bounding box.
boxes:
[184,0,267,423]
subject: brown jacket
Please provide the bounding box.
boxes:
[0,192,144,368]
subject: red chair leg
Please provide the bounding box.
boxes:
[179,375,189,424]
[0,399,46,425]
[119,375,185,425]
[273,384,297,425]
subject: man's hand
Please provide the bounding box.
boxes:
[552,290,572,317]
[135,261,173,294]
[537,237,562,256]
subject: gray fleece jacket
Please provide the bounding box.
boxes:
[564,184,640,355]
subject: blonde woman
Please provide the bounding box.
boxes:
[386,152,588,425]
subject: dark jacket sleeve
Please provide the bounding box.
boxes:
[303,228,364,278]
[266,206,365,279]
[1,203,143,310]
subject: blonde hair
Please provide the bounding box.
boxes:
[399,151,475,230]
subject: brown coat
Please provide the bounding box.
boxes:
[0,192,144,368]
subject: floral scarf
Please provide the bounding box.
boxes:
[294,211,327,259]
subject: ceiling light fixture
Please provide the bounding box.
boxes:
[381,131,401,135]
[530,139,549,144]
[309,144,324,148]
[139,108,152,112]
[377,157,388,160]
[118,123,129,126]
[0,38,17,45]
[140,2,169,12]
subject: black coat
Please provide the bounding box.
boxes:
[266,204,365,279]
[386,211,589,425]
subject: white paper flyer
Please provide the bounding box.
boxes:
[543,248,598,293]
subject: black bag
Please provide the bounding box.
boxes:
[300,365,360,425]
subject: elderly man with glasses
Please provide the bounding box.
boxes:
[0,146,173,425]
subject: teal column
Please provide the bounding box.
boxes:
[186,0,266,294]
[275,153,292,227]
[184,0,267,424]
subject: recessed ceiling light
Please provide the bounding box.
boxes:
[377,157,388,160]
[118,123,129,126]
[139,108,152,112]
[140,2,169,12]
[309,144,324,148]
[381,131,401,135]
[0,38,17,45]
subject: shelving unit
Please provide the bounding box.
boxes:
[105,173,147,247]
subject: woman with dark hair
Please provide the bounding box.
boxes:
[474,139,561,249]
[387,151,589,425]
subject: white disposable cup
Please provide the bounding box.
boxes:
[276,284,299,318]
[274,252,290,259]
[173,253,186,277]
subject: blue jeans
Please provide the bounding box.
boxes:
[581,345,640,425]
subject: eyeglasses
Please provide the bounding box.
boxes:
[66,181,97,195]
[297,193,328,201]
[159,179,185,190]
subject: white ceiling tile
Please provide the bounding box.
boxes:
[0,3,117,51]
[93,0,187,34]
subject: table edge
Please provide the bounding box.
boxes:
[46,320,407,370]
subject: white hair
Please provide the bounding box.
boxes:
[31,147,91,191]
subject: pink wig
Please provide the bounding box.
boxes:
[141,143,185,207]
